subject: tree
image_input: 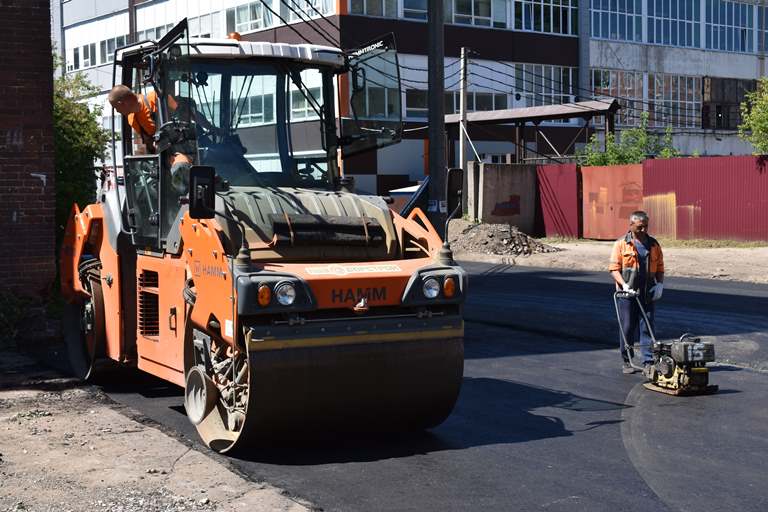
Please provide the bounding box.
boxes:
[739,77,768,154]
[53,55,110,248]
[579,112,681,165]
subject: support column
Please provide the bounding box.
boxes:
[427,0,446,236]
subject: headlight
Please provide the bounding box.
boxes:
[422,278,440,299]
[275,283,296,306]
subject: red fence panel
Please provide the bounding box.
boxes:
[581,164,644,240]
[536,164,581,238]
[643,156,768,241]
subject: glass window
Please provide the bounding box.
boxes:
[516,0,575,35]
[405,89,428,118]
[591,68,644,126]
[100,41,107,64]
[590,0,639,40]
[648,72,702,127]
[706,0,754,53]
[404,0,428,20]
[648,0,701,47]
[351,0,397,16]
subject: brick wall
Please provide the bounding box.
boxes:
[0,0,56,295]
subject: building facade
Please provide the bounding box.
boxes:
[51,0,761,195]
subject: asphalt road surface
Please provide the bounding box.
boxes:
[94,263,768,512]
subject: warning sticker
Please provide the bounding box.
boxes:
[305,263,402,276]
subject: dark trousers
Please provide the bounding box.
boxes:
[617,296,655,363]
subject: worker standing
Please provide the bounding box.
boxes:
[609,211,665,375]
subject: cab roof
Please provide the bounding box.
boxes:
[188,38,346,68]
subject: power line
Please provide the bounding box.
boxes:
[470,53,704,123]
[276,0,339,47]
[301,0,340,31]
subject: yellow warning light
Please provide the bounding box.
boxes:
[257,284,272,307]
[228,32,242,41]
[443,276,457,298]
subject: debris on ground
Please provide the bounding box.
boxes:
[0,350,310,512]
[449,221,560,257]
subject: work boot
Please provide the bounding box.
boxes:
[622,361,639,374]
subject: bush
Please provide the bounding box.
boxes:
[579,112,681,165]
[53,55,110,250]
[739,77,768,154]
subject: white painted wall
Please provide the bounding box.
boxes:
[590,40,762,79]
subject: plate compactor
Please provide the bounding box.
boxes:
[613,291,718,396]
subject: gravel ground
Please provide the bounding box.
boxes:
[449,220,768,284]
[0,351,310,512]
[448,220,559,256]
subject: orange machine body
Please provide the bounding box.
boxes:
[61,202,453,389]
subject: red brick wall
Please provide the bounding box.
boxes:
[0,0,56,295]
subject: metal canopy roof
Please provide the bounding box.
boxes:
[444,99,621,125]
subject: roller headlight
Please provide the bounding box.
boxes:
[275,283,296,306]
[422,277,440,299]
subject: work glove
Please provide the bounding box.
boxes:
[621,282,632,292]
[650,283,664,301]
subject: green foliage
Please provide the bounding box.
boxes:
[739,77,768,154]
[578,112,681,165]
[53,55,110,247]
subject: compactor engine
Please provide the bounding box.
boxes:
[60,20,465,452]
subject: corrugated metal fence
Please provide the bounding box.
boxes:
[536,164,581,238]
[643,156,768,240]
[532,156,768,241]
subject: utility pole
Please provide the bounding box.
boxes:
[427,0,446,237]
[458,47,469,215]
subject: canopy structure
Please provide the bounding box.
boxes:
[445,99,621,162]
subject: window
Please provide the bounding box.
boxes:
[648,73,702,128]
[404,0,428,20]
[225,2,273,33]
[406,89,428,117]
[517,0,577,34]
[81,43,96,68]
[107,38,116,61]
[453,0,506,27]
[706,0,754,53]
[759,6,768,52]
[444,91,507,113]
[351,0,398,17]
[591,68,644,125]
[590,0,641,41]
[100,41,107,64]
[233,75,276,126]
[648,0,701,47]
[514,63,576,107]
[189,14,214,38]
[73,47,80,70]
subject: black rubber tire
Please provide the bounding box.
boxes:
[63,274,105,381]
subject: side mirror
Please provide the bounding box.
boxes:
[446,167,463,219]
[351,66,367,92]
[189,165,215,220]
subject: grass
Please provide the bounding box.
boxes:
[654,238,768,249]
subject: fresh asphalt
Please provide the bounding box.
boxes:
[90,263,768,512]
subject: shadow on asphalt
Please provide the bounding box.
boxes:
[225,376,629,466]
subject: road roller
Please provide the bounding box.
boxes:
[60,20,465,452]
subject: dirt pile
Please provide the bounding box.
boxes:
[449,221,560,256]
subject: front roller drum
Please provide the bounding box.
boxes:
[191,337,464,453]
